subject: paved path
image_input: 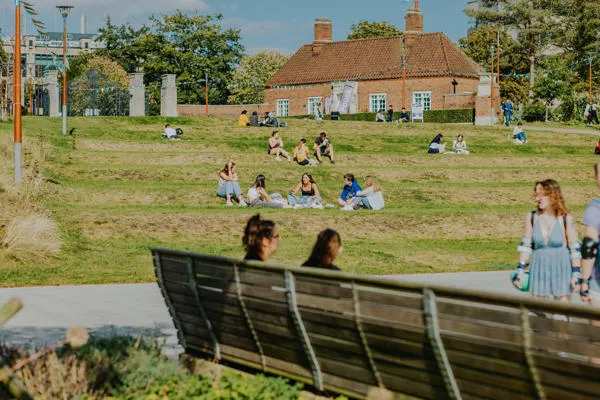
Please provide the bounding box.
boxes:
[0,271,522,356]
[523,125,600,136]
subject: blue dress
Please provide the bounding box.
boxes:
[529,218,571,297]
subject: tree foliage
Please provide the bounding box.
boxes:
[95,12,244,111]
[347,21,402,40]
[227,50,289,104]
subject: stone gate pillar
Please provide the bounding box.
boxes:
[160,74,177,117]
[129,73,145,117]
[475,73,500,126]
[45,70,60,117]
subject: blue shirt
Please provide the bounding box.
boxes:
[504,102,513,113]
[583,198,600,292]
[340,180,362,201]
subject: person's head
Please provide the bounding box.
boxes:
[517,121,523,127]
[299,138,306,145]
[222,160,236,174]
[253,174,266,189]
[241,110,247,115]
[243,214,279,261]
[431,134,443,144]
[388,104,392,108]
[252,111,258,116]
[343,173,355,186]
[264,111,269,117]
[301,172,315,185]
[533,179,568,215]
[364,175,382,192]
[272,130,279,138]
[319,131,327,139]
[304,229,343,269]
[165,124,170,128]
[456,134,464,142]
[401,107,406,112]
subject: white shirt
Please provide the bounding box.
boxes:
[164,127,177,139]
[356,186,384,210]
[247,187,260,203]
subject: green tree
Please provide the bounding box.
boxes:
[347,21,402,40]
[465,0,557,94]
[227,50,289,104]
[459,24,529,101]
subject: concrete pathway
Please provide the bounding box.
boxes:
[0,271,525,357]
[523,125,600,136]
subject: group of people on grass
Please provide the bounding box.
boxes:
[269,131,335,165]
[243,214,343,270]
[216,162,384,211]
[238,110,280,127]
[427,134,469,154]
[376,105,410,123]
[512,164,600,306]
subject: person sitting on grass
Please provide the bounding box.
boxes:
[313,131,335,164]
[263,112,279,127]
[338,173,362,210]
[512,122,528,144]
[386,105,394,122]
[594,139,600,155]
[398,108,410,123]
[268,131,292,162]
[428,134,446,154]
[238,110,250,127]
[247,174,285,208]
[243,214,280,262]
[249,111,260,127]
[216,160,247,207]
[352,176,384,210]
[293,138,316,166]
[287,172,322,209]
[162,124,180,140]
[451,134,469,154]
[376,109,385,122]
[302,229,343,270]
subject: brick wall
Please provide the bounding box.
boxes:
[178,104,268,117]
[444,93,476,110]
[264,76,479,115]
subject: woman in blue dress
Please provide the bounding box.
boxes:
[513,179,581,300]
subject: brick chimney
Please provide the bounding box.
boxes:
[404,1,423,46]
[312,18,332,55]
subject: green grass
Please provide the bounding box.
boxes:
[1,116,599,286]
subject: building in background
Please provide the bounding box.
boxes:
[264,1,485,117]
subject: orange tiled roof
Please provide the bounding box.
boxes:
[267,33,483,86]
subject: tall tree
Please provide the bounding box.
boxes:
[347,21,402,40]
[465,0,557,95]
[227,50,289,104]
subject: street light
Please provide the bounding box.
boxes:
[14,0,22,183]
[400,48,409,110]
[490,43,495,126]
[56,5,72,135]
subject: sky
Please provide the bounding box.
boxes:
[0,0,473,54]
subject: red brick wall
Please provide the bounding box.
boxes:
[443,93,476,110]
[264,76,479,115]
[178,104,268,117]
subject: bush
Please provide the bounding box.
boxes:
[286,109,474,123]
[522,101,546,122]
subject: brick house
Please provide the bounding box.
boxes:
[265,1,490,118]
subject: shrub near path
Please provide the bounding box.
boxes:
[0,116,598,286]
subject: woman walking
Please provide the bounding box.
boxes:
[513,179,581,301]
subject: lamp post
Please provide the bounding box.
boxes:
[490,44,495,126]
[401,50,408,110]
[14,0,22,184]
[205,71,209,117]
[590,56,594,104]
[56,5,72,135]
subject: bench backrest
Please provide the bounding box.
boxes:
[152,248,600,400]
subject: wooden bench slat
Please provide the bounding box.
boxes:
[379,371,447,400]
[452,364,534,395]
[293,276,353,299]
[358,302,425,327]
[530,315,600,342]
[317,356,378,387]
[355,286,423,310]
[533,352,600,380]
[439,317,521,344]
[446,348,527,378]
[443,333,525,364]
[538,366,600,397]
[436,298,521,326]
[456,378,533,400]
[531,332,600,358]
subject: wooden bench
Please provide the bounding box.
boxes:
[152,248,600,400]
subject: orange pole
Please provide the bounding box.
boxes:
[496,33,500,86]
[205,72,209,117]
[402,63,407,109]
[14,1,22,183]
[590,59,593,103]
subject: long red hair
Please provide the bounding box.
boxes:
[534,179,569,216]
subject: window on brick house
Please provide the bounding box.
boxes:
[369,94,386,112]
[412,91,432,111]
[276,99,289,117]
[307,97,322,115]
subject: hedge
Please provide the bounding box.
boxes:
[285,108,474,124]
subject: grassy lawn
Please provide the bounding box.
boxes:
[1,116,599,286]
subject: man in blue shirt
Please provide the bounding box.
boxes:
[502,99,513,127]
[338,173,362,210]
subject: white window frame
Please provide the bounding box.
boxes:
[276,99,289,117]
[307,97,323,115]
[369,93,387,112]
[412,91,432,111]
